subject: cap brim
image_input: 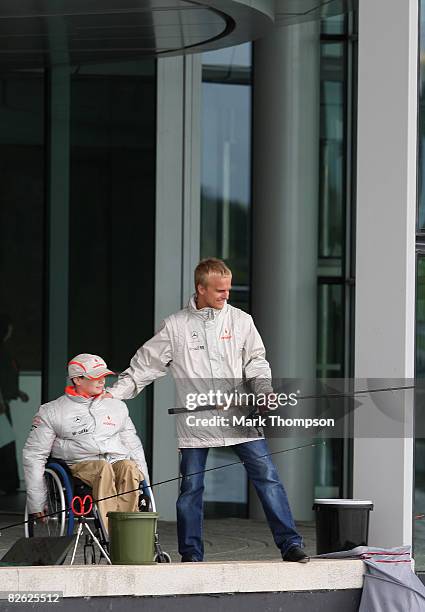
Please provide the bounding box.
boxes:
[85,369,115,380]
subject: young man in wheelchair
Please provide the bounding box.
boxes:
[23,353,149,536]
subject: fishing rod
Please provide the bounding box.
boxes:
[1,382,417,533]
[168,383,416,415]
[0,440,325,534]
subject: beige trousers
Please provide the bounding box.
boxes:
[70,459,143,534]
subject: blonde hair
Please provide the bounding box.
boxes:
[194,258,232,290]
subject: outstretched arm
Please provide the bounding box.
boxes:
[107,321,173,401]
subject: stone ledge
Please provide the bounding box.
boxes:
[0,559,364,597]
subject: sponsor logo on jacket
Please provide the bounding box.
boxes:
[220,328,232,340]
[103,415,116,426]
[30,415,42,431]
[72,427,89,436]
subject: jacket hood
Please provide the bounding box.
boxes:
[187,294,228,321]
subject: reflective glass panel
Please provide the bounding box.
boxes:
[316,14,354,502]
[319,42,344,266]
[0,72,44,508]
[321,13,346,35]
[416,0,425,568]
[68,60,156,453]
[201,43,252,313]
[415,256,425,570]
[418,0,425,230]
[201,44,252,516]
[317,284,345,378]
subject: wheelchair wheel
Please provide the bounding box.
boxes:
[154,551,171,563]
[25,468,67,538]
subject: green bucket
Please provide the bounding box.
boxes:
[107,511,158,565]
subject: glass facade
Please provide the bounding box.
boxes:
[315,12,357,499]
[67,61,156,460]
[321,13,346,36]
[0,60,156,510]
[319,43,344,268]
[318,16,356,384]
[0,72,44,500]
[418,0,425,231]
[415,0,425,571]
[0,74,44,371]
[199,10,357,516]
[0,4,359,546]
[416,256,425,570]
[201,43,252,517]
[201,43,252,314]
[417,258,425,378]
[68,65,156,371]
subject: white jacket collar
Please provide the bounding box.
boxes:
[65,387,102,406]
[188,294,227,321]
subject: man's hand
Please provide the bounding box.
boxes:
[265,392,278,411]
[33,506,48,523]
[256,392,277,415]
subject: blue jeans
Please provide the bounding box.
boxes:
[176,439,302,560]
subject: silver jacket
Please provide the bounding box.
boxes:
[109,297,273,448]
[23,391,149,513]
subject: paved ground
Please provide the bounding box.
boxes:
[0,511,316,565]
[0,490,316,565]
[156,518,316,562]
[2,489,424,568]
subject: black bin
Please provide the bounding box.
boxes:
[313,498,374,555]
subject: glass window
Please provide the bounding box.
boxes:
[415,256,425,570]
[315,11,356,501]
[417,257,425,378]
[0,72,44,505]
[418,0,425,231]
[201,43,252,517]
[68,60,156,454]
[321,13,346,36]
[201,43,252,313]
[0,59,156,511]
[319,42,345,265]
[416,0,425,570]
[317,284,345,378]
[68,62,156,371]
[202,45,252,69]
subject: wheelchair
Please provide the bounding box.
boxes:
[24,459,171,564]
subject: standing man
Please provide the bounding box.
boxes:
[106,258,308,563]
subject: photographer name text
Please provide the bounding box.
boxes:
[185,414,335,429]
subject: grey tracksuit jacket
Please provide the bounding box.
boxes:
[109,296,273,448]
[23,391,149,513]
